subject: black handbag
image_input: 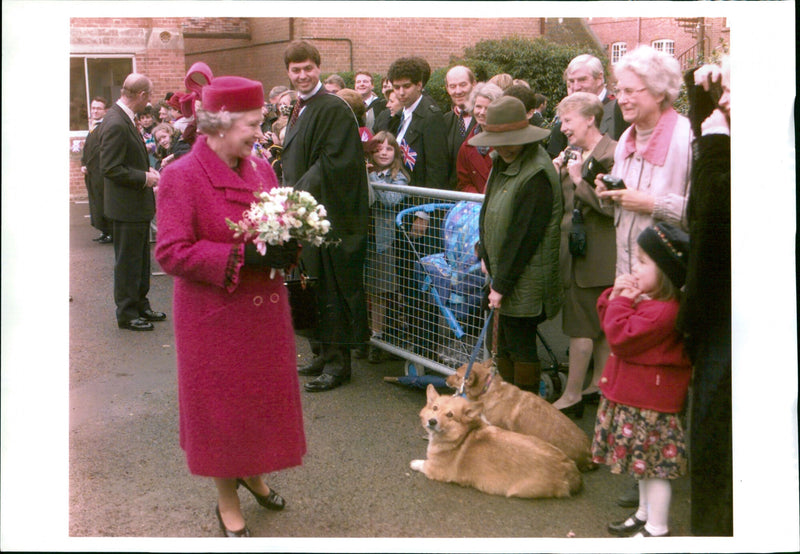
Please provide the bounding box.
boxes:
[568,205,587,257]
[284,264,319,331]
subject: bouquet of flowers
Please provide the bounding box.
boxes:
[226,187,336,254]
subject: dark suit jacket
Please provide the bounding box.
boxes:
[365,95,388,132]
[443,109,477,189]
[387,95,450,189]
[99,103,154,222]
[530,111,546,128]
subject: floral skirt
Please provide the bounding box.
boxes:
[591,397,687,480]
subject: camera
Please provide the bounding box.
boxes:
[601,175,627,190]
[279,104,293,117]
[563,148,578,163]
[582,157,607,185]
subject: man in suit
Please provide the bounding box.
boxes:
[547,54,629,158]
[531,93,548,128]
[81,96,112,243]
[354,70,387,132]
[281,40,370,392]
[99,73,165,331]
[386,57,449,190]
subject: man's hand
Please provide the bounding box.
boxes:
[145,168,160,188]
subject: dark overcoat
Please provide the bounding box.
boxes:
[281,90,370,346]
[155,136,306,477]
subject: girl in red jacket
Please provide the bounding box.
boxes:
[592,222,691,538]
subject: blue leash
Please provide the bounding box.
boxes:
[458,306,494,397]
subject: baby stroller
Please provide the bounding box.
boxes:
[393,200,567,401]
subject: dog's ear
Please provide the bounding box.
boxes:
[466,370,479,388]
[426,383,439,403]
[463,402,483,425]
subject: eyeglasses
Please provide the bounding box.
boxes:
[617,87,648,99]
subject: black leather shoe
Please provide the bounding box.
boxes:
[215,504,250,537]
[98,234,113,244]
[304,373,349,392]
[118,317,154,331]
[140,309,167,322]
[298,356,326,376]
[607,513,646,536]
[236,478,285,511]
[558,399,585,418]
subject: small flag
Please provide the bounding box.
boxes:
[399,139,417,171]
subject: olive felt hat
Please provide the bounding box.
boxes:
[467,96,550,147]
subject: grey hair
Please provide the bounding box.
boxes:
[467,82,504,113]
[556,92,604,127]
[195,108,245,135]
[614,45,682,109]
[567,54,605,80]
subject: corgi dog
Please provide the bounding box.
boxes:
[446,360,594,471]
[410,385,582,499]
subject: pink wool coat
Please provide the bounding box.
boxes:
[155,136,306,478]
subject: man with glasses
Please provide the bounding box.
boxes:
[99,73,166,331]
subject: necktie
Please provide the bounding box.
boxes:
[289,97,305,128]
[396,112,405,135]
[457,108,466,137]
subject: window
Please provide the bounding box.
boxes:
[611,42,627,64]
[651,39,675,56]
[70,56,134,131]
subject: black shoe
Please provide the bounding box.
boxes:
[118,317,154,331]
[215,504,250,537]
[298,356,326,376]
[236,478,285,511]
[558,399,585,418]
[617,482,640,507]
[607,513,646,536]
[97,234,113,244]
[304,373,349,392]
[139,309,167,322]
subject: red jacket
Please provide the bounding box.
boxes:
[456,127,492,194]
[597,288,691,413]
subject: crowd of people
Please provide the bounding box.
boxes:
[81,40,732,539]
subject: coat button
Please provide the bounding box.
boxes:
[253,295,263,306]
[270,293,280,304]
[600,377,608,383]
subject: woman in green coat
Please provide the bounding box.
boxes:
[472,96,563,391]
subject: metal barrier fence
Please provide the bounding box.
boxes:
[365,183,488,377]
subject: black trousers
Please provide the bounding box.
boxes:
[111,220,152,324]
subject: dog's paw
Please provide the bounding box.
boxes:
[410,459,425,472]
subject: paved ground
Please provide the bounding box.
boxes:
[66,200,695,549]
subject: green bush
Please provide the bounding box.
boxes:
[425,36,608,120]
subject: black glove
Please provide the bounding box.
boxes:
[244,239,300,269]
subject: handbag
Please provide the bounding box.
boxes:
[568,204,587,257]
[284,264,319,331]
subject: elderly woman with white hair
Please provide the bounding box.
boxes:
[597,45,692,277]
[455,82,504,193]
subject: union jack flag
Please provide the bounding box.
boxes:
[399,139,417,171]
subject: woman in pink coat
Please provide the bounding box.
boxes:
[155,73,306,537]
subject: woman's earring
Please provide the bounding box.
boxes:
[219,133,225,138]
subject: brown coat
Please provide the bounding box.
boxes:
[559,134,617,289]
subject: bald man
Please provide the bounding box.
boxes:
[98,73,165,331]
[443,65,477,188]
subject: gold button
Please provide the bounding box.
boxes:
[270,293,280,304]
[253,295,263,306]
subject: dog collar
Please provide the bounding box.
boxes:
[480,365,497,395]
